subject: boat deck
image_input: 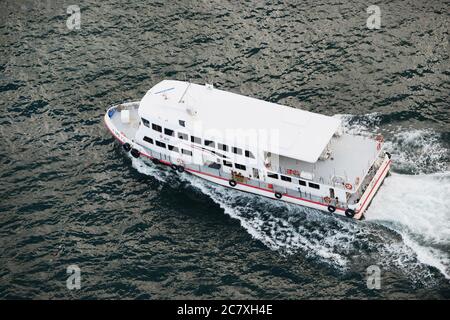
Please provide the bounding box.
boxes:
[277,134,380,189]
[110,102,140,139]
[109,102,381,194]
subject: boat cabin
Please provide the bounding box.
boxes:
[133,80,384,205]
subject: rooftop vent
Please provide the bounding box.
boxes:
[186,106,198,117]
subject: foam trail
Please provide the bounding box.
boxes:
[182,174,351,268]
[124,113,450,282]
[337,113,450,280]
[366,172,450,279]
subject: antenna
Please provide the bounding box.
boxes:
[179,82,191,104]
[205,76,214,89]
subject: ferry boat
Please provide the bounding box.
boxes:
[104,80,391,219]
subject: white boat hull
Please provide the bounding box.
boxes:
[104,104,391,220]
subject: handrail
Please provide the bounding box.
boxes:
[140,147,345,208]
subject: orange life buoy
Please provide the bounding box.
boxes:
[345,183,353,190]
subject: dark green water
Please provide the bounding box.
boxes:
[0,0,449,299]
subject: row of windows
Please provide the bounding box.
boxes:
[144,132,320,190]
[267,172,320,190]
[223,160,246,171]
[143,136,192,155]
[142,118,256,159]
[143,134,245,170]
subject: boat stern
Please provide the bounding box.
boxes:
[352,152,392,219]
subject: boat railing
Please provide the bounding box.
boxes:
[276,165,348,191]
[137,147,347,209]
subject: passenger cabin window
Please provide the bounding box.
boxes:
[179,120,186,127]
[245,150,255,159]
[168,145,179,152]
[299,180,306,186]
[142,118,150,127]
[182,149,192,156]
[152,123,162,132]
[178,132,188,140]
[235,163,246,170]
[143,136,153,144]
[232,147,242,155]
[267,172,278,179]
[204,140,215,148]
[281,175,292,182]
[223,160,232,167]
[155,141,166,148]
[164,128,174,137]
[191,136,201,144]
[218,143,228,152]
[309,182,320,190]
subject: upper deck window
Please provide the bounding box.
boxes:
[178,132,188,140]
[232,147,242,155]
[235,163,246,170]
[191,136,201,144]
[299,180,306,186]
[142,118,150,127]
[245,150,255,159]
[164,128,174,137]
[168,145,179,152]
[280,175,292,182]
[218,143,228,152]
[152,123,162,132]
[204,140,215,148]
[179,120,186,127]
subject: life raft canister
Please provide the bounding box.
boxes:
[345,183,353,190]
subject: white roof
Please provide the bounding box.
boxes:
[139,80,341,163]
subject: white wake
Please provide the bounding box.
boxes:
[366,172,450,279]
[128,113,450,282]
